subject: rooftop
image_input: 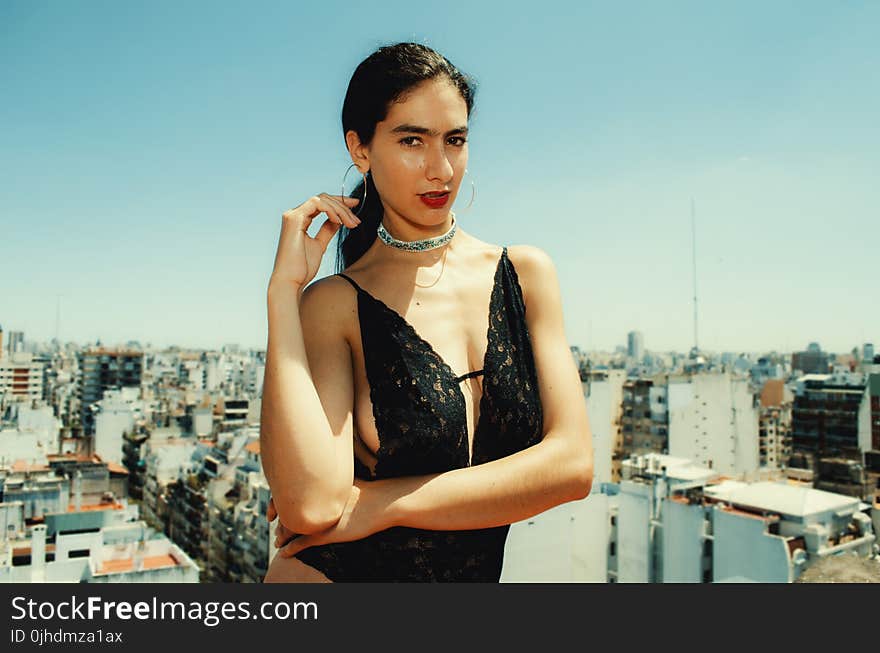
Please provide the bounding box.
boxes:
[10,460,51,473]
[703,480,860,518]
[799,374,832,382]
[623,452,719,484]
[80,347,143,357]
[66,500,125,513]
[97,554,179,575]
[105,461,129,475]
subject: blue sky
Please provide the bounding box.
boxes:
[2,0,877,354]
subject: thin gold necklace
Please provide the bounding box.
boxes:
[414,245,449,289]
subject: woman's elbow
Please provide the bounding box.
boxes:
[276,493,347,535]
[572,462,593,500]
[566,443,594,501]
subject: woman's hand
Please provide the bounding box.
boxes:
[269,193,362,292]
[272,478,397,558]
[266,496,299,548]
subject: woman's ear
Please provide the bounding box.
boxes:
[345,130,370,174]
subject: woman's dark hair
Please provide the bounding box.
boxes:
[334,42,477,272]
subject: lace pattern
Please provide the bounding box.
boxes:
[294,247,543,582]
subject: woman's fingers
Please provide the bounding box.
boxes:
[271,191,361,287]
[326,193,361,226]
[275,527,298,550]
[313,194,344,226]
[313,216,341,252]
[266,497,301,547]
[319,193,361,228]
[273,519,299,546]
[279,534,314,558]
[266,497,277,522]
[289,194,361,233]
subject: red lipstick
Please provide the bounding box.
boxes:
[419,192,449,208]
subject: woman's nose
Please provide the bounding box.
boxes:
[425,146,454,181]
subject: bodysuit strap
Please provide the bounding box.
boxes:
[336,273,363,293]
[455,369,484,383]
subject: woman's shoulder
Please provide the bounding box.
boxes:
[461,230,552,268]
[505,243,556,274]
[303,270,360,303]
[299,273,360,343]
[455,232,556,304]
[503,244,558,306]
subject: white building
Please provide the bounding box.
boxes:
[0,403,62,471]
[192,406,214,437]
[1,466,67,519]
[501,493,613,583]
[0,461,198,583]
[584,369,625,485]
[667,371,759,476]
[501,369,623,582]
[622,453,877,583]
[248,360,265,397]
[140,432,198,533]
[500,451,878,583]
[94,389,137,464]
[205,356,223,392]
[143,429,196,484]
[0,352,44,403]
[704,480,876,582]
[616,454,719,582]
[0,516,198,583]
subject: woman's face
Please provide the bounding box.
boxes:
[355,77,469,227]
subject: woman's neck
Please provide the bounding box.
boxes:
[363,224,468,269]
[379,208,454,242]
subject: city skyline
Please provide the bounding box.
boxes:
[2,326,873,361]
[2,1,878,353]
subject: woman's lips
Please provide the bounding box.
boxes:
[419,192,449,208]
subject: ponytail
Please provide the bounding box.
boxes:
[334,172,382,273]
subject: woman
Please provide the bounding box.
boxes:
[261,42,593,582]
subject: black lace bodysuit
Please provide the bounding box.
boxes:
[294,247,543,581]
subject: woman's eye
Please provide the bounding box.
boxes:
[399,136,467,147]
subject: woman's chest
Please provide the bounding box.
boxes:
[348,319,486,477]
[345,309,544,480]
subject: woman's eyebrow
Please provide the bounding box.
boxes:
[390,124,468,137]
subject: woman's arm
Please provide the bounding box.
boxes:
[376,437,589,532]
[276,246,593,553]
[261,276,356,534]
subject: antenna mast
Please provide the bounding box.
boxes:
[691,199,698,352]
[55,294,61,343]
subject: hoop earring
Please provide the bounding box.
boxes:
[453,168,475,214]
[342,163,368,216]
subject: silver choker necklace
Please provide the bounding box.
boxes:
[377,213,457,252]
